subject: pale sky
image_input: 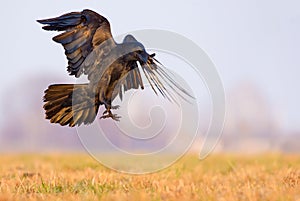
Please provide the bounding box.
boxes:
[0,0,299,131]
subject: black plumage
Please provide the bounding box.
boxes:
[37,9,192,127]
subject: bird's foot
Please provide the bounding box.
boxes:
[100,113,121,121]
[102,105,120,115]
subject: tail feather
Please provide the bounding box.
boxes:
[43,84,99,127]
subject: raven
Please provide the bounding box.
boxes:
[37,9,192,127]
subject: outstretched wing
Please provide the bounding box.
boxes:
[115,35,193,103]
[115,56,193,103]
[37,9,115,77]
[140,56,194,104]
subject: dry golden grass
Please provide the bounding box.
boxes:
[0,153,299,201]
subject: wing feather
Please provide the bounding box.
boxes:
[37,9,115,78]
[113,64,145,101]
[139,58,194,104]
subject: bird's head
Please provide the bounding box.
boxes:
[123,34,156,64]
[135,48,149,63]
[133,45,157,65]
[123,42,150,64]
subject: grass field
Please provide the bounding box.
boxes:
[0,153,299,201]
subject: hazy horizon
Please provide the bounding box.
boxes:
[0,0,299,153]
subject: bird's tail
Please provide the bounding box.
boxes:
[43,84,99,127]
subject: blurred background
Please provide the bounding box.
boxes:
[0,0,299,153]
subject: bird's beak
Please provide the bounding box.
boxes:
[149,53,156,58]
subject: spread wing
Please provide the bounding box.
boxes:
[140,56,194,104]
[114,35,193,103]
[37,9,115,78]
[115,56,194,103]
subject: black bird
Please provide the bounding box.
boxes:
[37,9,192,127]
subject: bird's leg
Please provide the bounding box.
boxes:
[101,83,121,120]
[100,110,121,121]
[102,103,120,115]
[103,105,120,114]
[100,101,121,121]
